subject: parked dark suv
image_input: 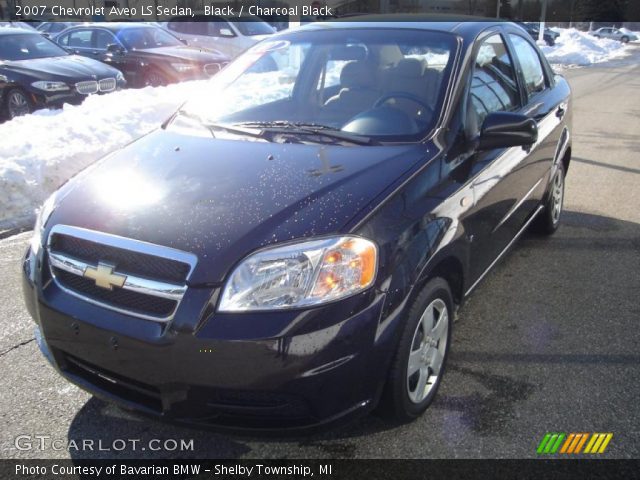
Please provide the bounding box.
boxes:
[23,19,571,431]
[54,23,230,87]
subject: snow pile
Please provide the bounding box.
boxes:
[0,80,208,230]
[541,28,630,66]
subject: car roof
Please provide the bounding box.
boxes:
[296,14,507,37]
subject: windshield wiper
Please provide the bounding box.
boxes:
[235,121,377,146]
[176,111,266,139]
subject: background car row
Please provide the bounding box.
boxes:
[0,18,277,119]
[0,28,125,119]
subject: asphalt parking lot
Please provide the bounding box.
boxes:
[1,47,639,460]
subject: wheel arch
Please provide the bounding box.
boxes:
[420,255,465,307]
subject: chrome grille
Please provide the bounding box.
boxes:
[98,78,116,92]
[46,225,197,322]
[75,81,98,95]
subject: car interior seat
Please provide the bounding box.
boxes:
[323,60,380,123]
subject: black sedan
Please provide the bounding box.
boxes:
[54,24,230,87]
[0,29,125,119]
[23,19,571,431]
[519,22,560,46]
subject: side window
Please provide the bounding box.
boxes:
[172,21,207,36]
[468,34,519,128]
[509,34,546,97]
[94,30,118,50]
[57,33,69,46]
[167,21,180,33]
[51,23,67,34]
[207,18,235,37]
[66,30,92,49]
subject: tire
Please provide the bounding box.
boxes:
[379,277,453,422]
[532,163,565,235]
[621,36,629,43]
[5,88,32,119]
[143,69,168,87]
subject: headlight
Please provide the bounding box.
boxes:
[30,193,56,254]
[31,81,70,92]
[171,63,196,73]
[219,236,377,312]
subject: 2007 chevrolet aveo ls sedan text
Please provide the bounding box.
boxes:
[23,19,572,432]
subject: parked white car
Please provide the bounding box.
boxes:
[590,27,638,43]
[161,15,275,58]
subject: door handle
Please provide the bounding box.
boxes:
[556,106,565,119]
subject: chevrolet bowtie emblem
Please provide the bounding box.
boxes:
[83,262,127,290]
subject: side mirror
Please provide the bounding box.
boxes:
[478,112,538,151]
[106,43,124,54]
[219,28,235,38]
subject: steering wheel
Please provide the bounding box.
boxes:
[373,92,434,118]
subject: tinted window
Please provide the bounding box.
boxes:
[509,34,546,97]
[469,34,519,126]
[67,29,92,48]
[0,33,69,60]
[235,20,275,36]
[95,30,118,50]
[51,23,70,34]
[116,27,182,49]
[169,21,207,36]
[206,19,234,37]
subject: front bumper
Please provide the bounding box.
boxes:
[28,78,126,109]
[23,245,390,432]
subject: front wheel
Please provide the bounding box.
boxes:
[532,163,565,235]
[143,69,169,87]
[5,88,32,119]
[621,36,629,43]
[379,277,453,421]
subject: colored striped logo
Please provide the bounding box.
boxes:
[537,433,613,454]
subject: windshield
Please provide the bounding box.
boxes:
[178,28,456,143]
[235,20,276,36]
[116,27,182,50]
[0,33,69,60]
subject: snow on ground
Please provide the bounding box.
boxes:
[0,81,203,230]
[541,28,631,67]
[0,28,634,230]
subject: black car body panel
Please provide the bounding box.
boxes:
[53,24,230,87]
[23,19,572,431]
[0,29,125,115]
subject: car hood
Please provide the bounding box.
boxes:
[137,46,229,63]
[1,55,119,80]
[48,128,432,284]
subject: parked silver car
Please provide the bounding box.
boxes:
[161,15,275,58]
[590,27,638,43]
